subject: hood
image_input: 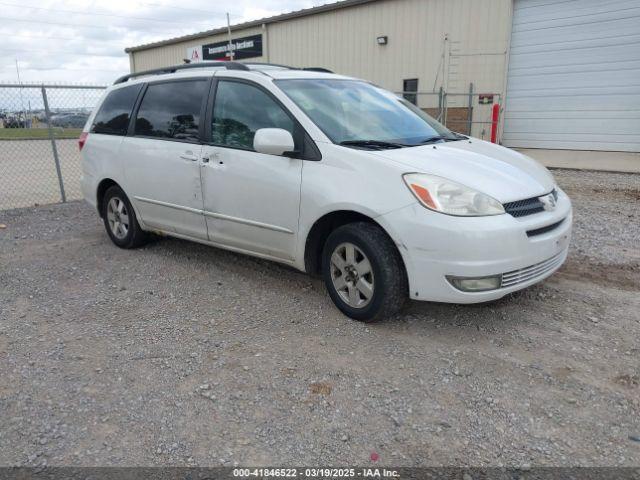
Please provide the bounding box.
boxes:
[370,139,555,203]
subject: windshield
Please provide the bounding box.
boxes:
[276,79,458,147]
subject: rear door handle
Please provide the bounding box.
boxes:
[180,151,198,161]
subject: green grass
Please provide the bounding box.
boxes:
[0,127,83,140]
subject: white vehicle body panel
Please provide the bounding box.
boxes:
[200,145,302,261]
[370,139,556,203]
[80,66,572,305]
[122,137,207,240]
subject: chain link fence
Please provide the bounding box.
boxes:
[1,82,500,211]
[0,83,106,210]
[398,85,502,141]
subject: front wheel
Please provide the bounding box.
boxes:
[322,222,407,322]
[102,185,148,249]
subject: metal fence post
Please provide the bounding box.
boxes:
[41,85,66,203]
[467,82,474,136]
[443,90,448,127]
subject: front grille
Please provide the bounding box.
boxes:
[503,197,545,217]
[526,218,565,237]
[504,189,557,218]
[501,252,565,288]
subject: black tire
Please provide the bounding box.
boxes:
[101,185,148,249]
[322,222,407,322]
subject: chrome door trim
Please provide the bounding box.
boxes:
[203,211,294,234]
[133,196,203,215]
[151,228,296,264]
[134,196,294,235]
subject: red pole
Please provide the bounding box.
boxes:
[490,103,500,144]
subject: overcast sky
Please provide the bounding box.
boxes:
[1,0,330,85]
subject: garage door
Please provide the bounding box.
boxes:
[503,0,640,152]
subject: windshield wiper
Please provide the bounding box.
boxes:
[419,134,467,144]
[418,136,447,144]
[339,139,408,150]
[448,132,468,140]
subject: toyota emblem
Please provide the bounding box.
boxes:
[540,193,557,211]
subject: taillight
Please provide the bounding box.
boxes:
[78,132,88,151]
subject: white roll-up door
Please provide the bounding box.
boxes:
[503,0,640,152]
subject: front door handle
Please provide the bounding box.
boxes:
[180,151,198,162]
[202,151,220,165]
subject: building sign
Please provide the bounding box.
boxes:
[186,45,203,63]
[479,94,494,105]
[186,34,263,62]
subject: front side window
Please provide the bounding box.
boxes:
[212,80,294,150]
[134,80,208,142]
[92,84,142,135]
[276,79,456,147]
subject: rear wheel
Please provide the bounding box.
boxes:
[322,222,407,322]
[102,185,148,248]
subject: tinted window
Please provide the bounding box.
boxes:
[403,78,418,105]
[212,81,294,150]
[92,84,142,135]
[134,80,208,142]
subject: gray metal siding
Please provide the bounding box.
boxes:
[503,0,640,152]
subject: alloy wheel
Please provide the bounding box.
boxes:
[329,242,375,308]
[106,197,130,240]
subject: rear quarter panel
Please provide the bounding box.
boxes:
[80,134,126,211]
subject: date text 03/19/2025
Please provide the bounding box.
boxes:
[232,468,400,478]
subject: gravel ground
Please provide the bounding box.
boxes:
[0,169,639,468]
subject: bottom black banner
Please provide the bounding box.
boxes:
[0,467,639,480]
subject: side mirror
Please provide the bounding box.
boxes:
[253,128,295,156]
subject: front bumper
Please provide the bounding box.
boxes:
[377,189,572,303]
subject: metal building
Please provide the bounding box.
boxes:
[125,0,640,170]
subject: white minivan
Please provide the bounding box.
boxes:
[80,62,572,321]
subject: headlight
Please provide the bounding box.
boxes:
[403,173,505,216]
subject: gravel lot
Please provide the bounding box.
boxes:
[0,169,638,468]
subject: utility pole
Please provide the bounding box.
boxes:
[226,13,234,61]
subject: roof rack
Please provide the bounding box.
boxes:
[244,62,333,72]
[113,62,335,85]
[242,62,294,70]
[113,61,250,84]
[303,67,334,73]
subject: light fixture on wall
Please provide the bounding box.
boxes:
[376,36,388,45]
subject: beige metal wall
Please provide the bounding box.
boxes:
[130,25,266,73]
[268,0,511,99]
[129,0,512,135]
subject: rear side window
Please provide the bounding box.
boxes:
[134,80,208,142]
[92,84,142,135]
